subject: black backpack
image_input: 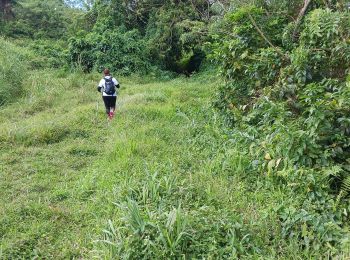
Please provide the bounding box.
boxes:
[104,77,116,95]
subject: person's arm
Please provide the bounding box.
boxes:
[113,78,120,88]
[97,79,104,92]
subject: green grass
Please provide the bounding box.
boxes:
[1,69,350,258]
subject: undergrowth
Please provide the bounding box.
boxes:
[209,6,350,255]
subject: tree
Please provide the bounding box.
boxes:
[3,0,80,39]
[0,0,16,19]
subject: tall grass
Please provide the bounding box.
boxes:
[0,38,29,105]
[1,44,350,258]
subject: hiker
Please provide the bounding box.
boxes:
[97,69,120,119]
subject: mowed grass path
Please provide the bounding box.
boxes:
[1,72,294,258]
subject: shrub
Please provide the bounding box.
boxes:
[210,6,350,253]
[212,7,350,168]
[68,28,151,74]
[28,40,68,69]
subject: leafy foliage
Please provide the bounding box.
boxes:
[210,4,350,252]
[213,6,350,168]
[2,0,79,39]
[1,0,227,74]
[66,0,226,74]
[68,28,150,74]
[28,40,68,69]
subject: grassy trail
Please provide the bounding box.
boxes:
[1,72,303,258]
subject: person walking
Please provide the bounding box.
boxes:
[97,69,120,120]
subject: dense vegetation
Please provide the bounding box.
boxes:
[210,1,350,254]
[1,0,350,258]
[66,0,223,74]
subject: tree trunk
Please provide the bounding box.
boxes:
[0,0,14,20]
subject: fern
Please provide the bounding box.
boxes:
[341,175,350,196]
[336,175,350,208]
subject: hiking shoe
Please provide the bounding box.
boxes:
[108,112,114,120]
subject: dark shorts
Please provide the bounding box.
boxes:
[102,96,117,114]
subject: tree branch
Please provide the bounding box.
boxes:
[292,0,312,40]
[247,13,288,60]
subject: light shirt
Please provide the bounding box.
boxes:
[98,76,119,96]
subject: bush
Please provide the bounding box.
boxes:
[28,40,68,69]
[212,7,350,168]
[210,6,350,253]
[68,28,151,74]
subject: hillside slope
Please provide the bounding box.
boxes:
[1,70,349,258]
